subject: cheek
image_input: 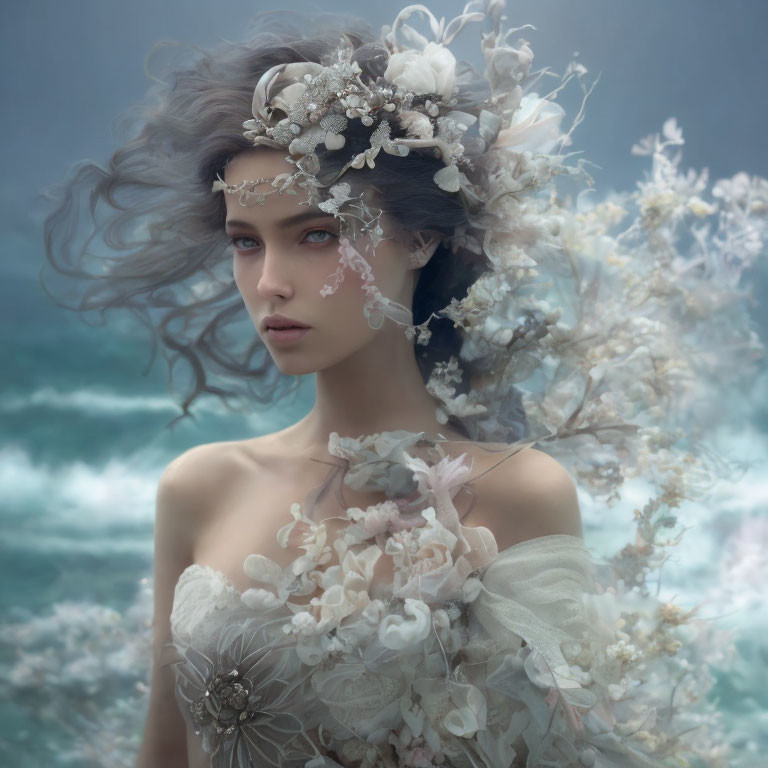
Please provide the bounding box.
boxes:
[324,268,370,320]
[321,246,409,327]
[232,260,263,326]
[232,256,250,290]
[232,261,249,300]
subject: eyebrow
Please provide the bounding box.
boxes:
[225,210,336,233]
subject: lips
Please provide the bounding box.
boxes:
[262,314,311,331]
[264,326,311,345]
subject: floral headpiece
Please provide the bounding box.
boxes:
[212,0,591,337]
[211,0,762,514]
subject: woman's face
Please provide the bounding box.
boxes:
[223,149,415,375]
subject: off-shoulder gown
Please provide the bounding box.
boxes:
[166,430,672,768]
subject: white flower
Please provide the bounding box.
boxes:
[311,582,364,630]
[493,93,567,154]
[389,509,480,604]
[289,547,382,635]
[276,502,333,576]
[433,164,461,192]
[412,678,487,739]
[384,42,457,98]
[443,682,487,738]
[687,196,717,216]
[335,598,387,649]
[406,452,472,499]
[483,39,533,98]
[287,611,318,636]
[241,554,294,610]
[378,598,432,650]
[398,110,434,139]
[608,681,628,701]
[174,615,314,762]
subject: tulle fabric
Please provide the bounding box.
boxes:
[168,431,684,767]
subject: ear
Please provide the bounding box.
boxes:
[408,231,442,270]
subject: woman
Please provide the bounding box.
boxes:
[43,2,746,766]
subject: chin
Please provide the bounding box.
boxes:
[271,357,319,376]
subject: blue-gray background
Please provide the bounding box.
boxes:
[1,0,767,764]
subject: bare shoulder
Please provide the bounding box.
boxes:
[160,439,245,496]
[465,444,583,549]
[156,439,257,529]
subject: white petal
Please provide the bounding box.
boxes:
[434,164,461,192]
[377,598,431,649]
[243,553,283,584]
[324,132,346,150]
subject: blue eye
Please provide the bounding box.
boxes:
[303,229,336,244]
[230,230,337,252]
[231,235,259,251]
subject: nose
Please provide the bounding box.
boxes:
[256,246,294,300]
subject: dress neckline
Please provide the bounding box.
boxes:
[176,532,589,599]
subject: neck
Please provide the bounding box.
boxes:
[292,322,455,455]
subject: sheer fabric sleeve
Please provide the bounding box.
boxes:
[471,534,599,686]
[465,535,670,768]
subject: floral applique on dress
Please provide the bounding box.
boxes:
[169,429,709,768]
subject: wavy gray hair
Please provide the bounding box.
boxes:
[42,9,495,434]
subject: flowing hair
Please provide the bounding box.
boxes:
[41,9,489,433]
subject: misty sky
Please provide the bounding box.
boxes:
[2,0,767,342]
[3,0,767,239]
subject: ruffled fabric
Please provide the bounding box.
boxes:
[169,429,709,767]
[171,564,243,647]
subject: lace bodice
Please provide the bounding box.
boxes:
[172,564,243,644]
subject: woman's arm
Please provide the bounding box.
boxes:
[135,447,214,768]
